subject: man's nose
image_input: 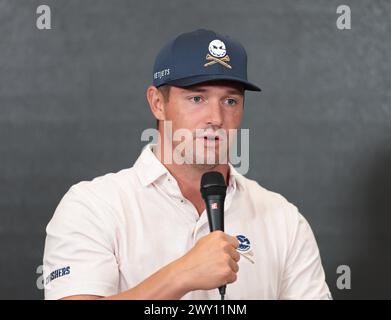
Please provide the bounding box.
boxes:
[206,100,223,127]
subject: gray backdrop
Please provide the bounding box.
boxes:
[1,0,390,299]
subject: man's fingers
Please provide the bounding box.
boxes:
[231,248,241,262]
[228,257,239,273]
[226,234,239,249]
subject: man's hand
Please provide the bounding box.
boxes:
[62,231,240,300]
[175,231,240,292]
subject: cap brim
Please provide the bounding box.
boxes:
[164,75,261,92]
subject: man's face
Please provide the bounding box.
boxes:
[161,80,245,166]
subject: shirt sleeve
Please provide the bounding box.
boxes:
[43,184,119,300]
[278,206,332,300]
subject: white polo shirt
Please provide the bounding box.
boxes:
[43,143,331,300]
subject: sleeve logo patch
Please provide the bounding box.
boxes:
[45,266,71,285]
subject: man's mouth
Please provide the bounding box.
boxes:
[203,135,220,141]
[197,134,221,146]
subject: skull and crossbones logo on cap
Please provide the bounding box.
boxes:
[204,39,232,69]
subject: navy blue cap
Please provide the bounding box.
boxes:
[152,29,261,91]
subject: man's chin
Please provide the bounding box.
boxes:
[193,153,228,166]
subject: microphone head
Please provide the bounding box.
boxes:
[200,171,227,198]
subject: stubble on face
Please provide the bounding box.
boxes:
[160,81,244,169]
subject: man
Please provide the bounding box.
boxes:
[43,29,331,300]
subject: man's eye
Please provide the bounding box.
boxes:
[190,96,202,103]
[225,98,237,106]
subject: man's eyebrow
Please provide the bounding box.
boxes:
[182,88,208,93]
[181,88,244,95]
[225,89,244,95]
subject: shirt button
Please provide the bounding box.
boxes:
[181,199,185,203]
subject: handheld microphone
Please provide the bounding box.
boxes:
[200,171,227,300]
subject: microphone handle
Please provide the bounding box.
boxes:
[204,195,226,299]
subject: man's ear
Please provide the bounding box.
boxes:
[146,86,166,121]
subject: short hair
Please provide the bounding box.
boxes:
[156,85,171,129]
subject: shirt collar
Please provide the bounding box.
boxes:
[134,143,245,191]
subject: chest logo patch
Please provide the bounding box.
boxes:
[236,235,251,252]
[236,235,255,264]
